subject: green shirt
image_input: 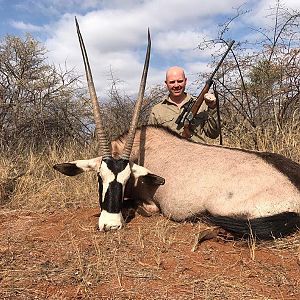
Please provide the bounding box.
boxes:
[148,93,220,143]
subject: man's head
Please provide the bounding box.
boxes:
[165,66,187,103]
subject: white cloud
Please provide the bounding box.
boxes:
[155,31,204,53]
[244,0,300,28]
[44,0,244,98]
[154,30,215,64]
[10,21,46,32]
[14,0,101,17]
[40,0,300,99]
[1,0,299,103]
[45,12,153,98]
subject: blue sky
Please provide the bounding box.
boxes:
[0,0,299,97]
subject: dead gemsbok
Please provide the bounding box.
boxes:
[54,18,300,239]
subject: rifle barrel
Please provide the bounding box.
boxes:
[209,40,235,81]
[180,40,235,137]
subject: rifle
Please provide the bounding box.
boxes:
[175,40,235,138]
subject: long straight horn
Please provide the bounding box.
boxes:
[121,29,151,160]
[75,17,110,158]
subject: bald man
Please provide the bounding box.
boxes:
[148,66,220,143]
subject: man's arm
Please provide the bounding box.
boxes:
[203,108,220,139]
[190,93,220,140]
[203,93,220,139]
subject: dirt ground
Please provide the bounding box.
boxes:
[0,207,299,300]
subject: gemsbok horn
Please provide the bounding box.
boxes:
[54,18,163,231]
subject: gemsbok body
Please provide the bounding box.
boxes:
[54,18,300,240]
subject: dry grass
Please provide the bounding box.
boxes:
[0,141,100,211]
[1,126,299,212]
[222,122,300,163]
[0,127,300,299]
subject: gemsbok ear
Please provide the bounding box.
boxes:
[53,163,84,176]
[140,173,165,186]
[130,163,165,186]
[53,157,102,176]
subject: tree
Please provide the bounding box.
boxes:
[101,72,166,141]
[197,0,300,149]
[0,34,93,149]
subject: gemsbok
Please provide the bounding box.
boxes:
[54,18,300,240]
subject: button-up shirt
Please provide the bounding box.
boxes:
[148,93,220,143]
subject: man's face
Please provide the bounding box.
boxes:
[165,69,187,99]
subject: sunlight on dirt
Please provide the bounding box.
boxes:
[0,208,299,299]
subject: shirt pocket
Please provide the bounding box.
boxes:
[159,112,175,125]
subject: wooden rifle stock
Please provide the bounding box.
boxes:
[181,40,235,139]
[182,80,212,138]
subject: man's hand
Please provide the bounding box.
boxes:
[204,93,217,109]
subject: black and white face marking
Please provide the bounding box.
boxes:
[97,157,131,231]
[53,157,165,232]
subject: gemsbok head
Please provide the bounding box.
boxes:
[54,18,164,231]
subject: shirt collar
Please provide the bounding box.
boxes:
[162,93,192,106]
